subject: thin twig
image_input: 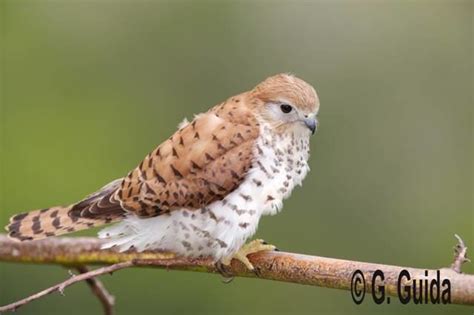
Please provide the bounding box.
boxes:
[76,266,115,315]
[451,234,471,273]
[0,262,132,313]
[0,234,473,310]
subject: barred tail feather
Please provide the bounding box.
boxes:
[6,205,111,241]
[5,178,126,241]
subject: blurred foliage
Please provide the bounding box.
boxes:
[0,0,472,314]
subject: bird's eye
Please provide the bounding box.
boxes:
[280,104,293,113]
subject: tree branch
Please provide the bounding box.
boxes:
[0,262,129,313]
[75,266,116,315]
[0,234,472,312]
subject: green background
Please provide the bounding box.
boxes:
[0,0,472,314]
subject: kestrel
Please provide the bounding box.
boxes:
[6,73,320,271]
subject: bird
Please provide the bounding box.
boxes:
[5,73,320,272]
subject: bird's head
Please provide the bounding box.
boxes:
[250,73,320,136]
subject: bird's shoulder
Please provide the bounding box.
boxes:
[117,94,261,216]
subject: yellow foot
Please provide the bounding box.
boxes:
[221,239,277,272]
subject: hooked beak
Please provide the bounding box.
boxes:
[303,117,317,135]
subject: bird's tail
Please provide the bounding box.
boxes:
[6,205,96,241]
[5,179,126,241]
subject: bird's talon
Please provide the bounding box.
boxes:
[215,261,234,280]
[219,239,277,273]
[221,276,234,284]
[253,266,262,277]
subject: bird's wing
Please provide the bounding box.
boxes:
[116,102,260,217]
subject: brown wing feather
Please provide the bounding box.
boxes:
[118,96,260,217]
[69,179,125,218]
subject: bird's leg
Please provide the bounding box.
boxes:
[219,239,276,274]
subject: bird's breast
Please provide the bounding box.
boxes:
[235,126,311,217]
